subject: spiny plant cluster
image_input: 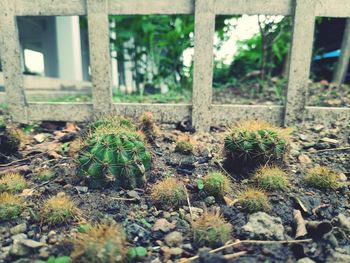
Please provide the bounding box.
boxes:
[175,135,195,155]
[71,222,127,263]
[0,117,21,162]
[224,121,290,172]
[41,194,78,225]
[139,112,159,142]
[78,116,152,189]
[203,172,232,197]
[254,166,289,191]
[237,188,271,213]
[305,166,341,190]
[0,192,25,221]
[151,177,187,208]
[192,209,232,247]
[0,173,27,193]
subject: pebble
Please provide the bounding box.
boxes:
[10,223,27,235]
[164,231,183,247]
[11,233,28,241]
[152,218,176,232]
[297,258,316,263]
[204,196,216,205]
[170,247,183,256]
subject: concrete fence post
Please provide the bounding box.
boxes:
[87,0,113,115]
[0,0,28,122]
[192,0,215,132]
[333,18,350,84]
[284,0,316,125]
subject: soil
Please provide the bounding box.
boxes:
[0,113,349,263]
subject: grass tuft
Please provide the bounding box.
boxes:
[237,188,270,213]
[203,172,232,197]
[192,209,232,247]
[42,194,78,225]
[305,166,341,190]
[0,192,25,221]
[151,177,187,208]
[253,166,289,191]
[0,173,27,193]
[71,222,127,263]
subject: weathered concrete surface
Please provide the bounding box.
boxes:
[333,19,350,84]
[109,0,193,15]
[0,0,28,122]
[192,0,215,131]
[87,0,113,115]
[284,0,316,125]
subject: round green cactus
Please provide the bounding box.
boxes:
[224,121,289,172]
[78,118,151,189]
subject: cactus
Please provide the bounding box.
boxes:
[224,121,289,172]
[139,112,159,142]
[78,117,151,189]
[0,119,21,162]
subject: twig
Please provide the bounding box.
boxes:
[293,209,307,239]
[179,238,312,263]
[184,186,194,224]
[110,197,137,201]
[310,146,350,153]
[214,160,236,182]
[312,204,330,215]
[223,251,247,260]
[0,152,45,167]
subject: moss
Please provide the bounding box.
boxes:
[175,135,194,155]
[224,120,290,172]
[305,166,341,190]
[37,169,55,182]
[0,192,25,221]
[254,166,289,191]
[203,172,232,197]
[192,209,232,247]
[0,173,27,193]
[42,194,78,225]
[237,188,270,213]
[71,222,126,263]
[151,177,187,208]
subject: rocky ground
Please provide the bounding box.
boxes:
[0,112,349,263]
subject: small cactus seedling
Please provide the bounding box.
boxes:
[203,172,232,197]
[151,177,187,208]
[0,192,25,221]
[0,126,21,162]
[192,209,232,247]
[42,194,79,225]
[224,121,289,173]
[237,188,270,213]
[305,166,341,190]
[0,173,27,193]
[254,166,289,191]
[175,135,194,155]
[78,117,152,189]
[71,222,127,263]
[37,168,55,182]
[139,112,159,142]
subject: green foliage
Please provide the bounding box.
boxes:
[305,166,341,190]
[224,121,289,171]
[203,172,232,197]
[35,256,71,263]
[78,223,92,233]
[78,117,151,189]
[0,192,25,221]
[127,246,148,260]
[192,209,232,247]
[151,177,187,208]
[175,140,193,155]
[237,188,270,213]
[72,223,126,263]
[196,179,204,190]
[254,166,289,191]
[38,169,55,182]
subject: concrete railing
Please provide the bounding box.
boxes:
[0,0,349,131]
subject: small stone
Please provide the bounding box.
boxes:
[242,212,285,240]
[10,241,30,257]
[39,247,50,259]
[297,258,316,263]
[11,233,28,241]
[152,219,176,232]
[127,190,140,200]
[338,214,350,232]
[164,231,183,247]
[170,247,183,256]
[299,134,308,141]
[63,184,73,189]
[34,133,50,143]
[298,154,312,164]
[204,196,216,205]
[313,124,324,132]
[290,149,300,157]
[326,249,350,263]
[75,186,88,193]
[10,223,27,235]
[20,239,46,249]
[339,173,347,182]
[320,137,339,145]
